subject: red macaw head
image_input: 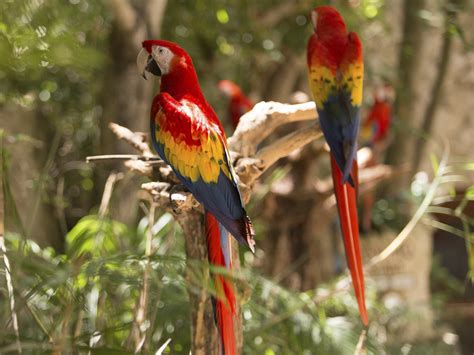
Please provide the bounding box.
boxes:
[371,83,395,104]
[310,6,347,36]
[218,80,242,99]
[137,40,191,80]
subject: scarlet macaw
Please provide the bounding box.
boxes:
[361,85,393,146]
[137,40,256,354]
[360,85,393,232]
[306,6,368,325]
[218,80,254,129]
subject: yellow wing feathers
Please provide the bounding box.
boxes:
[308,65,336,108]
[342,62,363,106]
[308,62,363,108]
[155,122,231,184]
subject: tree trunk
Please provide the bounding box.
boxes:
[261,146,337,290]
[176,211,219,354]
[411,0,465,173]
[0,106,62,248]
[101,0,167,223]
[384,0,428,192]
[176,211,244,354]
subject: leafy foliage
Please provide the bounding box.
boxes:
[1,219,384,354]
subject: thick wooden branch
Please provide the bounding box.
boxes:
[87,101,323,213]
[228,101,317,156]
[236,124,322,186]
[255,125,322,177]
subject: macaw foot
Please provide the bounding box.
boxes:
[169,184,197,213]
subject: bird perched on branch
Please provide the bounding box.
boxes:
[306,6,368,325]
[218,80,254,129]
[138,40,256,354]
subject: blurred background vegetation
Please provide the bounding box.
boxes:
[1,0,473,354]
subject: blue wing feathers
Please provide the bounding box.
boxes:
[151,119,251,246]
[317,91,359,187]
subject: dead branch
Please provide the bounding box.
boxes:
[88,101,322,212]
[91,101,399,216]
[354,330,367,355]
[132,203,155,352]
[254,124,322,179]
[98,172,124,218]
[109,123,154,156]
[228,101,317,155]
[86,154,162,163]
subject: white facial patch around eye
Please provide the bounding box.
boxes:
[151,46,174,75]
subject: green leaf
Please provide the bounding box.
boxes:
[66,215,128,258]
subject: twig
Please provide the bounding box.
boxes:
[354,330,367,355]
[132,203,156,353]
[86,155,162,163]
[0,234,22,354]
[155,338,172,355]
[109,123,154,156]
[98,172,124,218]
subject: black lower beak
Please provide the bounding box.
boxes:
[145,55,162,77]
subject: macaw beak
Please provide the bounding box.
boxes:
[137,48,162,80]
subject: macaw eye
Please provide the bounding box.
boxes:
[158,48,164,54]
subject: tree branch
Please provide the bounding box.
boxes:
[255,125,322,176]
[228,101,317,155]
[108,123,154,156]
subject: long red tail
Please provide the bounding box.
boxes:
[330,156,368,326]
[205,211,236,355]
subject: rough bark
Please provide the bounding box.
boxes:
[262,146,337,289]
[176,211,220,355]
[384,0,428,192]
